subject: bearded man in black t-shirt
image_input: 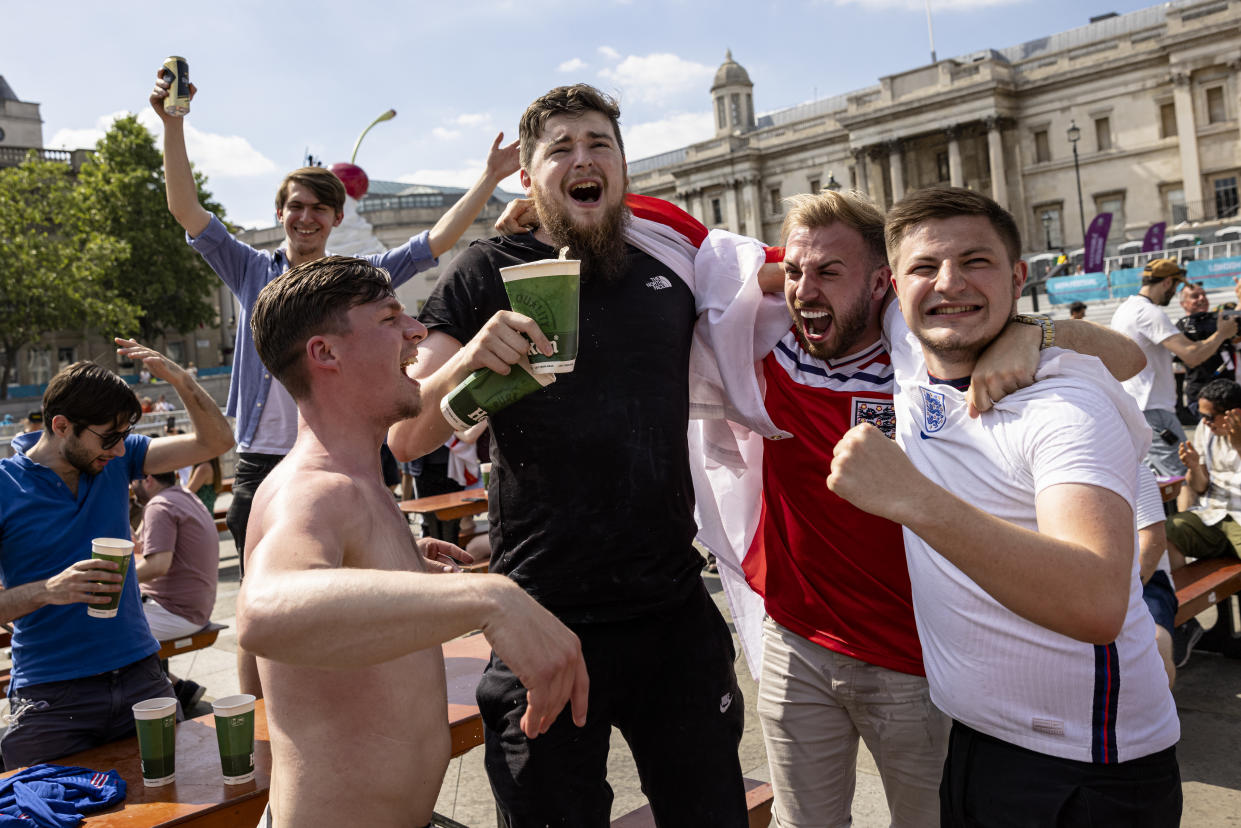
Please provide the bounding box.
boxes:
[389,84,747,827]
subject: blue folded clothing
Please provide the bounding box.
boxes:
[0,764,126,827]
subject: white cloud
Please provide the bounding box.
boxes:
[558,57,588,73]
[597,45,620,60]
[829,0,1023,9]
[453,113,493,127]
[48,109,276,178]
[598,53,715,106]
[622,111,713,163]
[433,127,462,141]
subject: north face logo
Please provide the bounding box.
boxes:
[646,275,673,290]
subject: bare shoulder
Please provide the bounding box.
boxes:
[249,461,369,573]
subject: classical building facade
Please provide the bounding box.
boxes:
[628,0,1241,262]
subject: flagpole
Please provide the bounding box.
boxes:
[925,0,938,63]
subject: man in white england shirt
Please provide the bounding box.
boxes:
[828,187,1181,826]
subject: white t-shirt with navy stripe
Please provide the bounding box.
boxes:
[885,304,1179,763]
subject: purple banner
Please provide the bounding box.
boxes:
[1084,212,1113,274]
[1142,222,1167,253]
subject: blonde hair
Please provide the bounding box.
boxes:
[781,189,887,268]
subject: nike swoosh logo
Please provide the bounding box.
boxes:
[920,431,934,440]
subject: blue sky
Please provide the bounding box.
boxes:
[7,0,1158,228]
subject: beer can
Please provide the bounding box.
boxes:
[162,56,190,116]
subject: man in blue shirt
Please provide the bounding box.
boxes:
[0,340,234,769]
[149,71,519,561]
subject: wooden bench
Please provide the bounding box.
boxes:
[610,778,773,827]
[1173,557,1241,656]
[157,621,228,663]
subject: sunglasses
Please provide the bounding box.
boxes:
[1200,409,1234,424]
[81,425,133,450]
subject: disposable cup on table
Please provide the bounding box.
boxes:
[212,694,257,784]
[133,697,177,786]
[87,538,133,619]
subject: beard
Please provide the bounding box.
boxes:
[63,436,102,477]
[789,291,872,361]
[531,185,631,284]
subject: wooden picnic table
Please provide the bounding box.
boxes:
[398,489,489,522]
[2,635,493,827]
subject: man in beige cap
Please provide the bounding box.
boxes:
[1111,258,1238,475]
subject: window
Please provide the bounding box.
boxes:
[167,341,185,365]
[1035,205,1064,250]
[936,151,950,182]
[730,93,741,128]
[849,166,857,189]
[745,94,754,127]
[1095,117,1111,151]
[1160,103,1178,138]
[769,187,782,215]
[716,97,726,131]
[56,347,75,370]
[1216,177,1239,220]
[711,198,723,225]
[1207,87,1226,124]
[1034,130,1051,164]
[808,178,820,194]
[1094,193,1125,242]
[1163,187,1186,224]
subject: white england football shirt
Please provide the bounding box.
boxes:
[884,303,1179,763]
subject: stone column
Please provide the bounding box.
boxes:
[887,139,905,202]
[724,183,741,234]
[746,177,764,240]
[1172,70,1204,220]
[945,126,964,187]
[852,148,870,201]
[985,117,1008,209]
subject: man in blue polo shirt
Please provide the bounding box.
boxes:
[0,341,234,769]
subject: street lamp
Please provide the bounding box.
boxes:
[825,171,842,191]
[351,108,397,164]
[1042,210,1053,251]
[1067,120,1086,245]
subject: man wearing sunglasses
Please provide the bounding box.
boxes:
[0,340,234,768]
[1166,378,1241,565]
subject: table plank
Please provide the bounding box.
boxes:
[398,490,488,522]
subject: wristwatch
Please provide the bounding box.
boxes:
[1013,313,1056,349]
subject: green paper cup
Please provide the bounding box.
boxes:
[440,355,556,431]
[212,694,256,785]
[88,538,133,619]
[133,697,177,786]
[501,258,581,374]
[481,462,492,489]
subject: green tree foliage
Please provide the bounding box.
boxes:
[76,114,228,343]
[0,154,136,397]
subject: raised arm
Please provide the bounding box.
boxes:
[149,70,211,237]
[427,133,520,258]
[388,314,552,462]
[828,423,1134,644]
[968,318,1146,416]
[236,482,587,736]
[1160,312,1239,369]
[116,339,233,474]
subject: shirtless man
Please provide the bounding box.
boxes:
[236,255,588,827]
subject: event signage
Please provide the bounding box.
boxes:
[1084,213,1113,274]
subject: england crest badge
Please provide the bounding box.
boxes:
[919,387,947,433]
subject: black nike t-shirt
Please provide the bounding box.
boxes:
[419,233,703,624]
